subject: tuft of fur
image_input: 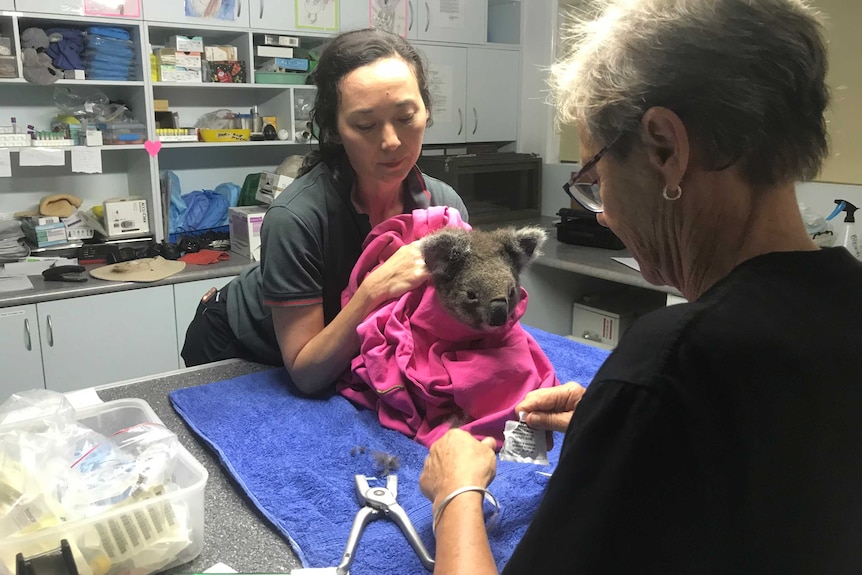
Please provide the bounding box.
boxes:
[420,226,547,330]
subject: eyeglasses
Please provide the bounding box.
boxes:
[562,142,615,213]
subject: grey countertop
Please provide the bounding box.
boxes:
[1,217,679,309]
[96,360,304,574]
[0,253,254,309]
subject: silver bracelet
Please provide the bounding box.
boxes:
[432,485,500,537]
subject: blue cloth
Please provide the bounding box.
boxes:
[169,326,610,574]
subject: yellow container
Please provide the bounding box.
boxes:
[199,129,251,142]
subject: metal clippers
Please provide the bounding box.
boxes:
[335,474,435,575]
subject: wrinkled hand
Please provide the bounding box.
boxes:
[362,242,430,307]
[420,429,497,507]
[516,381,586,433]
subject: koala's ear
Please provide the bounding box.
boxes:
[503,227,547,271]
[420,228,471,277]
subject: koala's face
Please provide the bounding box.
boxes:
[420,227,547,330]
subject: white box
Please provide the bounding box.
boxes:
[166,35,204,52]
[571,292,660,347]
[263,34,300,47]
[103,197,149,238]
[0,398,207,575]
[158,64,202,83]
[255,171,294,204]
[256,45,294,58]
[229,206,267,261]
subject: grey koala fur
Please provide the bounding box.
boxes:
[420,226,547,330]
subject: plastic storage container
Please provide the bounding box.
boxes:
[0,398,208,575]
[96,123,147,145]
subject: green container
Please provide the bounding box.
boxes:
[255,71,309,85]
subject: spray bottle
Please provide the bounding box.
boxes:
[826,199,862,261]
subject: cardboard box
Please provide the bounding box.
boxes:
[205,45,238,61]
[209,60,246,83]
[159,65,202,83]
[229,206,267,261]
[255,171,294,204]
[263,34,300,47]
[153,99,170,112]
[103,197,149,238]
[167,35,204,52]
[22,221,67,247]
[256,45,294,58]
[258,57,309,72]
[155,48,202,69]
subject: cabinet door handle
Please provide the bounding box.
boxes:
[424,2,430,32]
[237,0,242,18]
[472,107,478,135]
[47,314,54,347]
[408,0,414,31]
[259,0,263,19]
[457,108,463,136]
[24,318,32,351]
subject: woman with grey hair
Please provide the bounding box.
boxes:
[420,0,862,573]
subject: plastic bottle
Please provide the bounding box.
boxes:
[827,199,862,261]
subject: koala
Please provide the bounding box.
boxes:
[420,226,547,330]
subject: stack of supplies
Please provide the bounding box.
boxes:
[84,27,135,81]
[157,35,203,83]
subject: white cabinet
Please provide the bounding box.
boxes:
[340,0,418,38]
[422,45,518,144]
[416,0,485,44]
[38,287,178,393]
[143,0,249,27]
[173,276,234,367]
[14,0,142,17]
[465,47,518,142]
[341,0,483,43]
[0,305,45,402]
[421,45,467,144]
[249,0,295,31]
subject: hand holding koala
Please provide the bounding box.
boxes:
[359,242,430,309]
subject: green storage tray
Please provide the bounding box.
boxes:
[255,71,309,85]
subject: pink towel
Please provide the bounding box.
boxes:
[338,207,559,448]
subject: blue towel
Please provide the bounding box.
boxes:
[169,326,610,574]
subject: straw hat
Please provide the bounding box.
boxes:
[90,256,185,283]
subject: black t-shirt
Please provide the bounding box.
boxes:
[226,161,468,365]
[504,247,862,574]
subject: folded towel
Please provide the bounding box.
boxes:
[169,326,610,574]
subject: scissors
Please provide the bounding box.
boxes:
[335,474,435,574]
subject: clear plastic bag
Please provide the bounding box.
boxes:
[194,108,237,129]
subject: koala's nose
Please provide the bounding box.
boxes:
[489,299,509,326]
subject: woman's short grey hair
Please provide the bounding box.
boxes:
[551,0,830,187]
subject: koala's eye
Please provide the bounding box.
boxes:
[466,290,478,302]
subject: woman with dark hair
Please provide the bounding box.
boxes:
[182,29,467,394]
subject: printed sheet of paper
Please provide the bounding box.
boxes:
[612,257,641,272]
[435,0,464,28]
[71,147,103,174]
[19,148,65,167]
[428,63,453,124]
[0,150,11,177]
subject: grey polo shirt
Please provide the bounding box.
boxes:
[226,161,468,365]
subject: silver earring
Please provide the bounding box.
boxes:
[662,185,682,201]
